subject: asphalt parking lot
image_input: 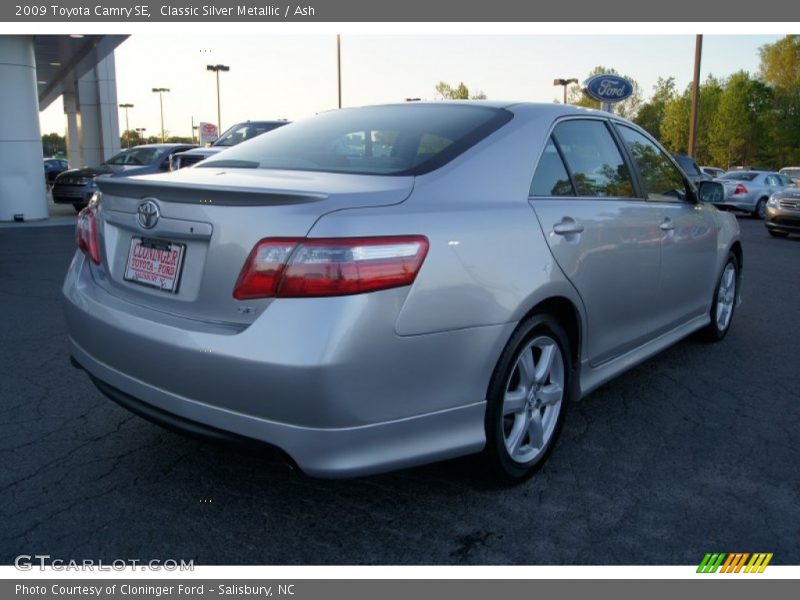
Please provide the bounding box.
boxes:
[0,217,798,565]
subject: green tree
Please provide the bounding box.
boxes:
[42,132,66,157]
[435,81,487,100]
[120,129,141,148]
[758,35,800,167]
[709,71,772,168]
[759,35,800,90]
[659,92,690,155]
[658,75,723,165]
[568,66,643,120]
[633,77,677,139]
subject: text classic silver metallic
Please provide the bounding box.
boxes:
[63,102,742,480]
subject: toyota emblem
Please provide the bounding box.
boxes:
[137,199,160,229]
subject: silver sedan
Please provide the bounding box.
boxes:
[63,102,742,481]
[714,170,794,218]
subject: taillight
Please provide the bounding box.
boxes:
[76,206,100,265]
[734,183,748,195]
[233,236,429,300]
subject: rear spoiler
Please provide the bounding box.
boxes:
[98,177,327,207]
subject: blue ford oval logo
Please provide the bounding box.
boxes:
[583,74,634,103]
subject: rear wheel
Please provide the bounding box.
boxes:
[753,198,767,219]
[484,313,572,482]
[701,254,738,342]
[72,203,84,213]
[768,229,789,238]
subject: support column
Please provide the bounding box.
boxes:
[63,88,81,167]
[0,36,48,221]
[77,53,120,167]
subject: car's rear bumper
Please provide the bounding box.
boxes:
[63,252,505,477]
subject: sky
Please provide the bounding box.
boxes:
[38,34,783,138]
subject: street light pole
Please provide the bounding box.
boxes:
[336,34,342,109]
[206,64,230,133]
[553,78,579,105]
[687,35,703,158]
[118,103,133,148]
[151,88,170,143]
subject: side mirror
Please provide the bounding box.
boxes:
[697,180,723,204]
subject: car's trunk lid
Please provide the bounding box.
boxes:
[91,168,413,325]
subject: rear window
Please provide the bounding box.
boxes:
[199,105,512,176]
[720,172,758,181]
[674,155,701,176]
[105,147,167,166]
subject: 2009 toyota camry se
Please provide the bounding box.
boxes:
[63,102,742,481]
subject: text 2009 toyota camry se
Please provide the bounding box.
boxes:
[63,102,742,481]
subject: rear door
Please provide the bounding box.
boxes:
[529,118,662,366]
[615,124,718,328]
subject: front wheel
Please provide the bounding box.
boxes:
[700,254,739,342]
[484,313,572,482]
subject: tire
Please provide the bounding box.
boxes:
[768,229,789,238]
[753,198,767,219]
[73,203,84,213]
[484,312,572,482]
[700,253,739,342]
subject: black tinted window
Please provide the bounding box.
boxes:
[199,105,512,175]
[552,120,634,198]
[618,126,688,202]
[675,155,701,176]
[530,138,574,196]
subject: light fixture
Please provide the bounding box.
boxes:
[69,34,85,39]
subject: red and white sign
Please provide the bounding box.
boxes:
[124,237,186,293]
[199,122,219,146]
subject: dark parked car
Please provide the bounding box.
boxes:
[43,158,69,185]
[673,154,709,187]
[53,144,196,212]
[170,120,289,170]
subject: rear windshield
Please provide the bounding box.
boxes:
[720,172,759,181]
[213,122,286,147]
[198,105,513,176]
[105,147,166,166]
[675,156,700,176]
[781,168,800,178]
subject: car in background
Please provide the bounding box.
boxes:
[765,187,800,237]
[779,166,800,184]
[701,166,725,179]
[43,158,69,186]
[673,154,709,187]
[53,144,196,212]
[713,170,794,219]
[170,120,289,170]
[64,102,742,481]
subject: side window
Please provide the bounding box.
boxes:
[552,120,634,198]
[617,125,689,202]
[765,175,780,186]
[529,138,574,197]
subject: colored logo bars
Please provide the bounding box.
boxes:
[697,553,773,573]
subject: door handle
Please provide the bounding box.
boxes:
[553,218,585,235]
[659,218,675,231]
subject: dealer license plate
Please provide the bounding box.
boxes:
[123,237,186,293]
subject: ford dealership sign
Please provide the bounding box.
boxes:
[583,74,634,103]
